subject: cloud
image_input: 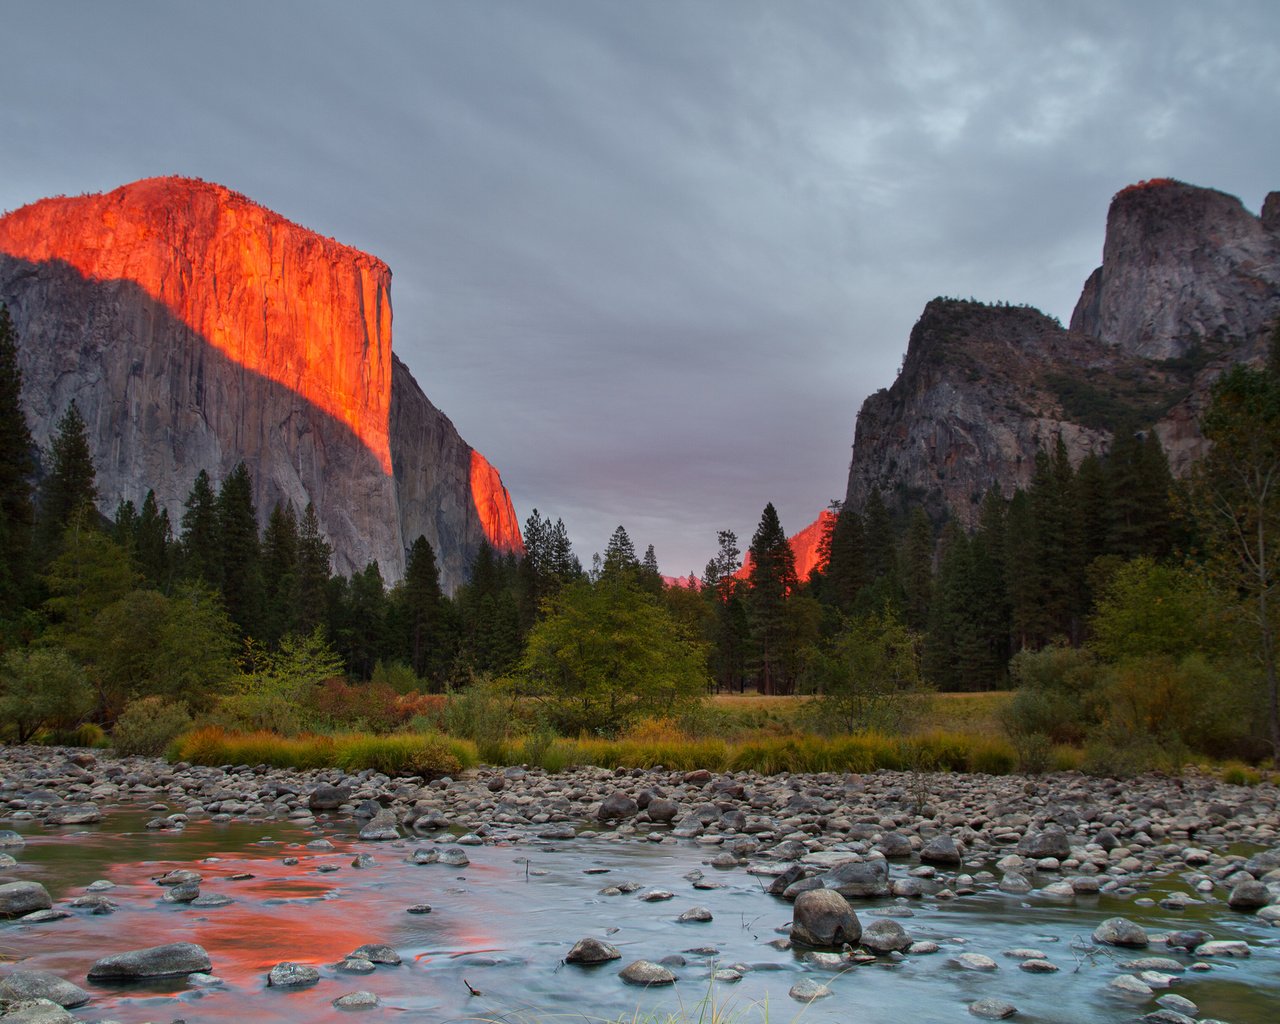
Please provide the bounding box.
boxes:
[2,0,1278,572]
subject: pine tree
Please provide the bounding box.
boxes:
[37,401,98,561]
[341,561,389,680]
[703,529,747,692]
[0,304,36,616]
[296,502,332,634]
[824,504,866,614]
[745,503,798,694]
[971,487,1011,679]
[1005,489,1037,653]
[602,525,639,581]
[180,470,220,587]
[899,508,934,630]
[401,535,445,679]
[639,544,663,594]
[135,490,172,590]
[216,462,262,636]
[260,500,300,646]
[862,488,896,584]
[1075,452,1110,565]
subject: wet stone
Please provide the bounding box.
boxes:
[267,962,320,987]
[969,998,1018,1019]
[618,960,676,985]
[566,937,621,964]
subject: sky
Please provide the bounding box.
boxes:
[3,1,1279,576]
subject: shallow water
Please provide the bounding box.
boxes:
[2,811,1278,1024]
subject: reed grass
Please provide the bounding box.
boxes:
[172,726,478,777]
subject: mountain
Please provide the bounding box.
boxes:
[844,180,1280,525]
[0,177,522,590]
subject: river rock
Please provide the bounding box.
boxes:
[598,792,639,821]
[647,797,680,822]
[969,998,1018,1019]
[358,809,400,841]
[824,858,889,898]
[0,882,52,918]
[791,889,861,947]
[0,998,77,1024]
[42,804,101,825]
[1193,940,1250,957]
[308,788,350,814]
[1227,879,1270,909]
[876,832,913,858]
[87,942,212,980]
[0,831,25,849]
[787,978,830,1002]
[350,943,400,965]
[1018,829,1071,860]
[920,835,963,865]
[861,919,912,954]
[618,960,676,985]
[1109,973,1154,996]
[0,971,91,1008]
[678,906,713,922]
[438,846,470,867]
[1093,917,1149,947]
[336,957,376,974]
[566,937,621,964]
[267,962,320,987]
[952,953,999,971]
[162,881,200,903]
[332,990,379,1008]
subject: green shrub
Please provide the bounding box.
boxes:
[113,697,192,756]
[38,721,107,748]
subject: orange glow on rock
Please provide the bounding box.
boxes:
[736,509,835,582]
[0,177,394,473]
[469,449,525,555]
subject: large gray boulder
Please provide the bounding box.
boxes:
[0,998,77,1024]
[1018,829,1071,860]
[308,785,352,811]
[0,882,52,918]
[791,889,861,948]
[87,942,212,981]
[1092,917,1149,948]
[824,858,890,898]
[861,919,913,954]
[920,835,963,865]
[0,971,91,1008]
[597,792,639,822]
[566,937,621,964]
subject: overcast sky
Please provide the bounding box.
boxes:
[3,1,1278,575]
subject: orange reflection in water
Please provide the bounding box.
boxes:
[0,177,394,473]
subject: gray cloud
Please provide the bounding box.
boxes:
[3,0,1278,573]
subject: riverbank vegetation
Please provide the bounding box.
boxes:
[1,302,1279,776]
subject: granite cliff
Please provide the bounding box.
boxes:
[845,180,1280,524]
[0,177,522,589]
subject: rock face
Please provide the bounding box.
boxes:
[845,180,1280,523]
[0,177,521,589]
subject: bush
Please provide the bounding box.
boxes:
[1001,645,1102,747]
[38,722,107,748]
[112,697,192,756]
[0,647,94,743]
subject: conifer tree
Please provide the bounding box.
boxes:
[704,529,747,692]
[401,535,445,679]
[37,401,98,561]
[639,543,663,594]
[296,502,332,634]
[180,470,220,587]
[261,500,300,646]
[0,304,35,615]
[971,487,1012,677]
[745,503,798,694]
[900,508,934,630]
[135,490,172,591]
[602,525,639,582]
[341,561,389,680]
[216,462,262,636]
[824,504,866,614]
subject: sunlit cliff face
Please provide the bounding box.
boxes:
[469,449,526,555]
[0,177,395,474]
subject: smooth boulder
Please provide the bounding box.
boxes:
[1092,917,1149,948]
[0,971,91,1008]
[566,937,621,964]
[825,859,890,898]
[0,882,52,918]
[87,942,212,981]
[791,889,861,947]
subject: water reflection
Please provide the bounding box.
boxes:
[1,812,1277,1024]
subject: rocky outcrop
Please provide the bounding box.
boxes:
[1071,179,1280,360]
[0,177,521,588]
[845,181,1280,521]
